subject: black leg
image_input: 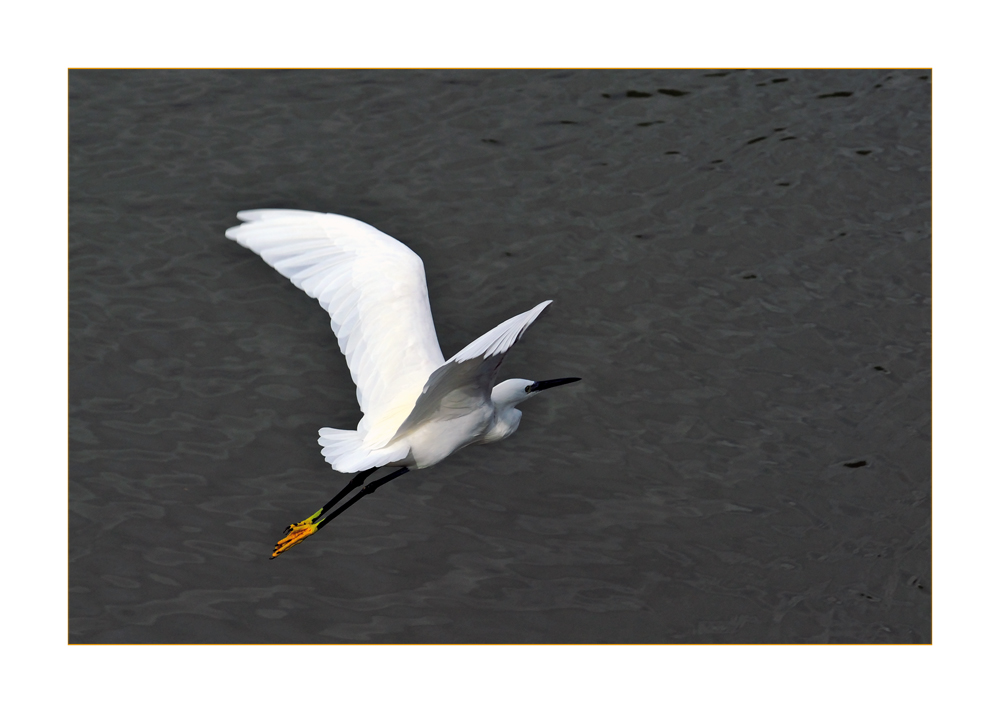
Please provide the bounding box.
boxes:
[271,466,386,558]
[316,467,410,531]
[281,466,379,535]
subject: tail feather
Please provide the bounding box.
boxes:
[318,427,408,473]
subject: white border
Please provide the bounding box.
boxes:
[4,1,994,709]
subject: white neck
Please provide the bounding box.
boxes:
[482,405,522,443]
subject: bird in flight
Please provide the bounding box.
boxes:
[226,210,580,558]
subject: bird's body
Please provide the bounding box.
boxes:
[225,209,579,557]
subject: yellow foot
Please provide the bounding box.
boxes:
[270,509,322,559]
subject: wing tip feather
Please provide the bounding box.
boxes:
[450,300,553,364]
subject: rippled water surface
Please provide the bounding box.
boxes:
[69,69,931,643]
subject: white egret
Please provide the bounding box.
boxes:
[225,209,580,558]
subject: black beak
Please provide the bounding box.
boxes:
[528,377,581,393]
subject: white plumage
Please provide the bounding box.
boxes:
[226,209,574,477]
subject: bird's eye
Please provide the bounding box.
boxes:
[524,385,531,393]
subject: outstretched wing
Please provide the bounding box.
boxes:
[388,301,552,441]
[226,210,446,446]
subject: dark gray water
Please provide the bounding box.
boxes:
[69,69,930,643]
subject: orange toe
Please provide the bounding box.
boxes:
[271,518,319,559]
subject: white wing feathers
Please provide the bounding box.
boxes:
[227,208,552,473]
[226,210,445,448]
[448,300,551,363]
[388,301,552,441]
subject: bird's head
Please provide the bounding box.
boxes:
[491,377,581,410]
